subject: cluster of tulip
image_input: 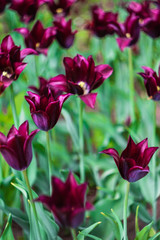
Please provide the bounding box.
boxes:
[0,0,160,239]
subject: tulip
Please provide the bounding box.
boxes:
[126,1,150,19]
[0,35,37,95]
[87,5,120,38]
[100,136,158,182]
[15,21,56,55]
[49,54,113,108]
[47,0,76,16]
[116,14,140,51]
[0,121,39,171]
[25,90,70,131]
[138,66,160,100]
[35,172,93,228]
[53,16,77,48]
[10,0,46,23]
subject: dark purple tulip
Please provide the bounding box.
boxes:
[138,66,160,100]
[100,136,158,182]
[141,8,160,38]
[116,14,140,51]
[47,0,76,16]
[29,76,63,98]
[0,35,37,95]
[87,5,120,38]
[10,0,46,23]
[15,21,56,55]
[25,89,70,131]
[49,54,113,108]
[35,172,93,228]
[126,1,150,19]
[0,121,39,171]
[53,16,77,48]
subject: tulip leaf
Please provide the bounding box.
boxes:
[101,210,123,240]
[0,214,15,240]
[135,205,140,234]
[135,222,153,240]
[0,199,29,233]
[148,232,160,240]
[11,182,28,198]
[77,222,101,240]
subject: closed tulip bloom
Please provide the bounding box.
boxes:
[100,136,158,182]
[0,35,37,95]
[49,54,113,108]
[53,16,77,48]
[87,5,120,38]
[35,172,93,228]
[15,21,56,55]
[116,14,140,51]
[138,66,160,100]
[25,90,70,131]
[0,121,39,171]
[10,0,46,23]
[47,0,76,16]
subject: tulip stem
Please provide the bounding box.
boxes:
[79,98,85,183]
[152,101,157,226]
[70,228,77,240]
[9,84,19,128]
[46,131,52,195]
[23,169,41,240]
[123,181,130,240]
[128,48,135,122]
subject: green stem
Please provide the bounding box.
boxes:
[79,98,85,182]
[22,169,41,240]
[152,101,157,226]
[128,48,135,122]
[123,181,130,240]
[46,131,52,195]
[9,84,19,128]
[70,228,77,240]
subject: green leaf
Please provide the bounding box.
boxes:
[135,206,140,234]
[77,222,101,240]
[135,222,153,240]
[0,214,15,240]
[11,181,28,198]
[149,232,160,240]
[101,210,123,240]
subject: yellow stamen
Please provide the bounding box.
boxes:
[148,96,153,100]
[126,33,131,38]
[2,71,11,78]
[35,42,40,49]
[78,81,89,95]
[56,8,63,14]
[157,86,160,91]
[139,18,143,24]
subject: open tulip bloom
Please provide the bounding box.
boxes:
[100,136,158,182]
[138,66,160,100]
[47,0,76,16]
[0,121,39,171]
[87,5,120,38]
[35,172,93,228]
[10,0,46,23]
[0,35,37,95]
[49,54,113,108]
[15,20,56,55]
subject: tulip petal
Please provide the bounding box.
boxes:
[1,35,15,52]
[100,148,120,168]
[116,37,131,51]
[20,48,37,60]
[24,129,39,167]
[32,111,50,131]
[95,64,113,79]
[7,125,18,140]
[0,146,21,170]
[128,166,149,182]
[14,62,27,75]
[46,101,60,129]
[49,74,68,92]
[18,120,29,137]
[0,132,7,144]
[79,93,97,109]
[25,96,36,112]
[15,28,29,37]
[143,147,159,167]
